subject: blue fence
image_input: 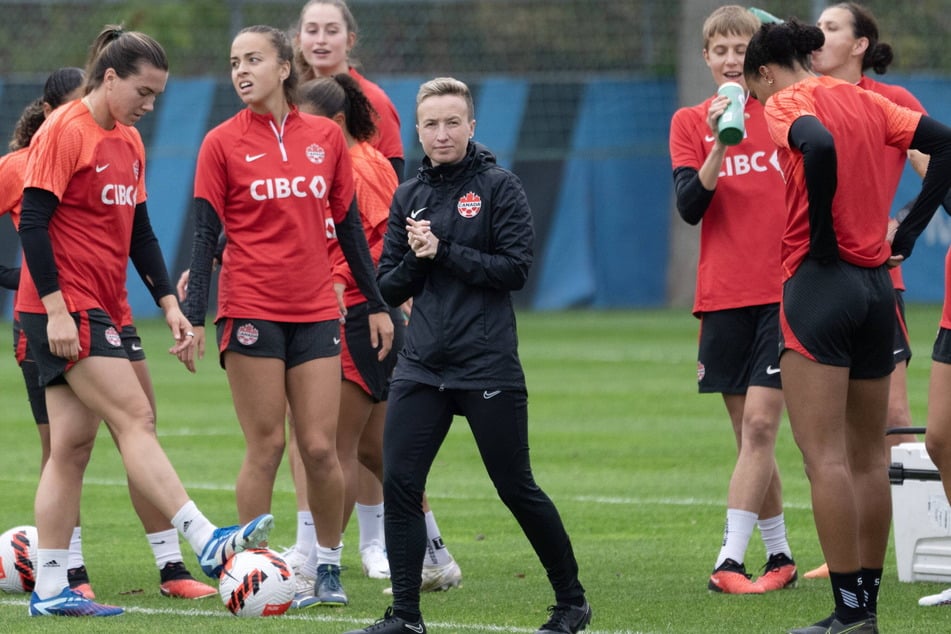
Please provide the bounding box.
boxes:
[1,73,949,320]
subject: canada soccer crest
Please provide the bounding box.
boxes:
[104,326,122,347]
[237,323,259,346]
[457,191,482,218]
[306,144,326,164]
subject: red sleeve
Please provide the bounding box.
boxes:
[193,130,229,214]
[864,89,923,151]
[0,150,27,223]
[669,102,707,170]
[24,113,83,198]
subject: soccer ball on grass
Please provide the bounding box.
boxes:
[0,525,38,593]
[218,548,294,616]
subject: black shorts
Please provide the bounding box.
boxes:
[892,290,912,365]
[697,304,781,394]
[121,324,146,362]
[18,308,128,387]
[780,257,895,379]
[341,302,404,402]
[932,327,951,364]
[13,318,48,425]
[13,318,144,425]
[216,317,340,370]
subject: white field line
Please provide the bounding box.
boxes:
[0,597,649,634]
[0,470,814,511]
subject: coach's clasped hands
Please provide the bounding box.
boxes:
[407,217,438,259]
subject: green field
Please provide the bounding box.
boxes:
[1,306,949,633]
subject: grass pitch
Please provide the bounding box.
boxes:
[0,305,949,633]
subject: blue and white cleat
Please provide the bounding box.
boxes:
[198,513,274,578]
[315,563,348,606]
[29,587,123,617]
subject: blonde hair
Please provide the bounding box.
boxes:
[702,5,760,50]
[416,77,474,122]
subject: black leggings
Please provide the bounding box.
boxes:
[382,380,584,619]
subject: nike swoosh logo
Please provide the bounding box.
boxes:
[245,153,266,162]
[96,164,109,173]
[131,344,143,351]
[410,207,427,219]
[894,348,906,356]
[150,540,167,545]
[704,134,715,143]
[333,337,341,345]
[404,625,425,634]
[765,366,781,375]
[483,390,502,399]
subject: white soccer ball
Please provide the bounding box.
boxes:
[0,525,38,593]
[218,548,294,616]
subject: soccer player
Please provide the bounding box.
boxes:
[180,24,388,608]
[744,17,951,632]
[0,67,216,602]
[804,0,931,582]
[289,0,463,591]
[295,0,404,179]
[16,25,273,618]
[668,5,796,594]
[344,77,591,634]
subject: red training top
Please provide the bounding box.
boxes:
[328,140,397,307]
[859,75,927,292]
[669,95,786,315]
[16,99,146,328]
[350,67,403,163]
[763,75,921,279]
[194,107,355,323]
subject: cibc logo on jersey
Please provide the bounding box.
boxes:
[250,175,327,201]
[717,148,781,178]
[101,183,137,206]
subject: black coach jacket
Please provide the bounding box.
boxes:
[377,142,532,391]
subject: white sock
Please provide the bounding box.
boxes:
[301,542,318,578]
[424,510,452,567]
[170,500,215,556]
[35,549,69,599]
[356,503,385,550]
[296,510,316,557]
[67,526,84,569]
[315,543,343,567]
[715,508,757,569]
[758,513,792,559]
[147,528,183,569]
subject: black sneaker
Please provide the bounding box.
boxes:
[342,607,427,633]
[788,613,877,634]
[536,601,593,633]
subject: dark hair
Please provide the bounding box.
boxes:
[294,0,358,82]
[237,25,299,106]
[84,24,168,95]
[9,67,84,151]
[834,2,893,74]
[743,18,824,78]
[298,73,377,142]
